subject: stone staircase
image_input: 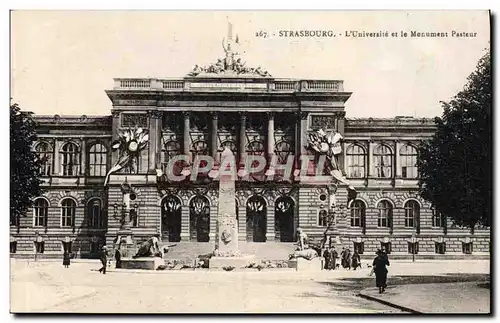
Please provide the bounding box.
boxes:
[163,242,297,262]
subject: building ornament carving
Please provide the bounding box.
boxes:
[187,33,271,77]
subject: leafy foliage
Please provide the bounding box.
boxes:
[417,51,491,229]
[10,103,43,225]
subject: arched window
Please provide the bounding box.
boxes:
[404,200,420,228]
[35,142,53,176]
[161,140,181,171]
[275,140,294,164]
[87,198,102,228]
[346,144,366,178]
[61,142,79,176]
[350,200,366,227]
[377,200,393,228]
[88,143,107,177]
[400,145,418,178]
[374,145,393,178]
[33,198,48,227]
[191,140,209,157]
[247,140,265,156]
[61,198,76,227]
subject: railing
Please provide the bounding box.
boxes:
[113,78,344,92]
[307,80,341,91]
[162,81,184,89]
[120,79,151,88]
[274,82,297,91]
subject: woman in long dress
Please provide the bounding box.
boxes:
[373,249,390,293]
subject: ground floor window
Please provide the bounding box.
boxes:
[353,242,364,254]
[10,241,17,253]
[435,242,446,254]
[407,242,419,254]
[462,242,473,254]
[381,242,391,254]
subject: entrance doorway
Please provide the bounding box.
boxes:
[190,195,210,242]
[246,195,267,242]
[161,195,182,242]
[275,196,295,242]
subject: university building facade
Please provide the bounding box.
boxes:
[10,47,490,259]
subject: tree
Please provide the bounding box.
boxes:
[10,102,43,226]
[417,51,491,230]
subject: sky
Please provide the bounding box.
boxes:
[10,10,490,118]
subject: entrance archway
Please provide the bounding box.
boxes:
[275,196,295,242]
[190,195,210,242]
[246,196,267,242]
[161,195,182,242]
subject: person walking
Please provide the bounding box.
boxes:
[114,248,122,269]
[98,246,108,274]
[322,246,332,270]
[345,249,352,270]
[62,251,70,268]
[331,247,339,270]
[373,249,390,293]
[351,250,361,270]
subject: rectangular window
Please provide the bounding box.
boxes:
[381,242,392,254]
[354,242,364,255]
[318,210,328,227]
[407,242,419,254]
[432,211,445,228]
[435,242,446,254]
[10,241,17,253]
[462,242,473,254]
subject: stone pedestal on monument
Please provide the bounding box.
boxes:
[288,258,324,272]
[210,147,254,269]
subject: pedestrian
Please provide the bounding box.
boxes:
[323,247,332,270]
[331,247,339,270]
[115,248,122,269]
[351,250,361,270]
[373,249,390,293]
[340,248,347,268]
[99,246,108,274]
[63,251,70,268]
[345,249,352,270]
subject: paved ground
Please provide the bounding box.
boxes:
[10,259,490,314]
[359,282,490,314]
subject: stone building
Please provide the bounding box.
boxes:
[10,38,490,260]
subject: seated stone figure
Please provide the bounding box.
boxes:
[133,236,161,258]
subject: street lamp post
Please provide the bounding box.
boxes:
[411,232,416,263]
[34,231,40,262]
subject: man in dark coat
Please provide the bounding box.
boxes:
[63,251,70,268]
[323,247,332,270]
[99,246,108,274]
[115,249,122,269]
[373,249,390,293]
[351,250,361,270]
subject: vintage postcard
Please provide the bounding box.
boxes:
[10,10,491,314]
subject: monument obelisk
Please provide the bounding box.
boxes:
[214,147,239,255]
[210,147,254,269]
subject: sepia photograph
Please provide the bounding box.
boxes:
[9,10,491,314]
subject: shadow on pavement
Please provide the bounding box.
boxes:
[317,273,490,294]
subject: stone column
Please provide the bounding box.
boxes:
[239,113,247,165]
[182,112,191,162]
[395,140,401,177]
[79,138,86,176]
[210,112,218,161]
[368,140,375,177]
[299,112,309,155]
[337,112,346,173]
[267,112,275,157]
[111,111,121,172]
[53,138,59,175]
[149,111,163,171]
